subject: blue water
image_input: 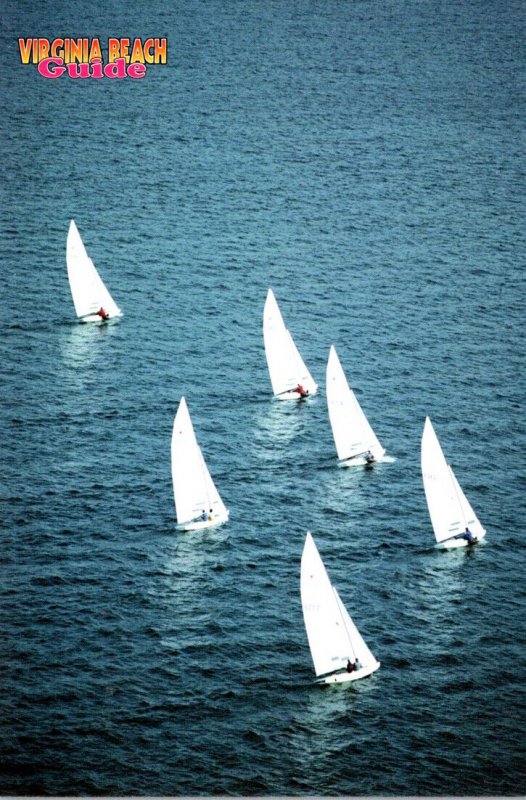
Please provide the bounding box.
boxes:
[1,0,525,795]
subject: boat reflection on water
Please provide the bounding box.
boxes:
[254,399,305,451]
[59,319,117,372]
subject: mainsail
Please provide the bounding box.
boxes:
[263,288,317,399]
[300,531,380,682]
[421,416,485,547]
[66,219,122,321]
[171,397,229,531]
[326,345,385,463]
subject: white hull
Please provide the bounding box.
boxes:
[276,389,316,401]
[316,660,380,685]
[176,511,229,532]
[79,312,123,324]
[436,530,486,550]
[338,453,385,468]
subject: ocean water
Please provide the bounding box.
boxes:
[1,0,525,795]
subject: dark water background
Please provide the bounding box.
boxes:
[1,0,525,795]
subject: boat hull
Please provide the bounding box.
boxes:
[316,661,380,685]
[338,452,385,468]
[275,389,317,401]
[436,530,486,550]
[177,511,229,532]
[78,312,122,323]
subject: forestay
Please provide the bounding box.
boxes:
[263,288,317,399]
[66,219,122,321]
[326,345,385,464]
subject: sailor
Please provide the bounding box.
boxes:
[463,527,476,544]
[199,509,208,521]
[365,450,376,464]
[346,658,362,672]
[97,307,110,320]
[294,384,309,398]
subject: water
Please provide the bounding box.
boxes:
[1,0,525,794]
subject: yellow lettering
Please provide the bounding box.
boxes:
[130,38,145,63]
[155,38,167,65]
[51,39,64,59]
[18,38,32,64]
[89,39,102,61]
[38,39,50,61]
[108,38,120,62]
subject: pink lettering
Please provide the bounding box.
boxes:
[35,55,149,79]
[67,61,91,79]
[127,62,147,79]
[37,57,66,78]
[103,57,127,79]
[90,58,104,79]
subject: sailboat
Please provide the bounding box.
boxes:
[66,219,122,322]
[326,345,385,466]
[300,531,380,684]
[421,416,486,549]
[171,397,229,531]
[263,288,318,400]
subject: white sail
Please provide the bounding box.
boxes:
[300,531,380,684]
[263,288,318,400]
[171,397,229,531]
[326,345,385,465]
[66,219,122,321]
[421,416,486,548]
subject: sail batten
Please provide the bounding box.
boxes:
[66,220,122,321]
[263,288,317,399]
[421,417,486,547]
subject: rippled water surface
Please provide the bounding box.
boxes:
[1,0,525,795]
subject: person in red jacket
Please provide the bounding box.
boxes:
[294,384,309,398]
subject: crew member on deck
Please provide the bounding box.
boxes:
[97,307,110,320]
[463,527,476,544]
[346,658,362,672]
[294,384,309,398]
[365,450,376,464]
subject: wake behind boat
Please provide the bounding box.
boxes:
[421,416,486,549]
[263,288,318,400]
[301,531,380,685]
[171,397,229,532]
[66,219,123,322]
[326,345,386,466]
